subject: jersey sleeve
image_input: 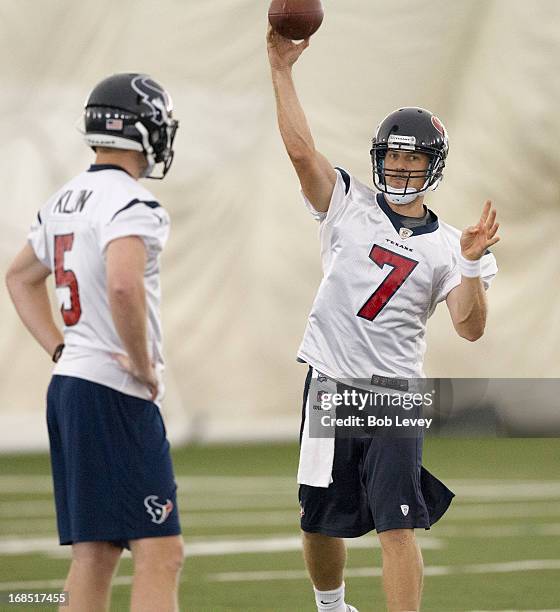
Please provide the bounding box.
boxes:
[300,167,352,223]
[434,249,498,304]
[99,198,170,254]
[27,210,51,269]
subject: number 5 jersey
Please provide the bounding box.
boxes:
[28,164,170,403]
[297,168,498,381]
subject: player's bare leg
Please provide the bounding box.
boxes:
[303,531,346,589]
[303,532,359,611]
[130,535,184,612]
[378,529,423,612]
[62,541,122,612]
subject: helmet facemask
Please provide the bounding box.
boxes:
[134,88,179,179]
[370,107,449,205]
[134,114,179,179]
[371,141,445,205]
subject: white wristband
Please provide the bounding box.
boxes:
[458,253,481,277]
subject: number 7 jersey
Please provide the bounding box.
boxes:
[27,164,170,402]
[297,168,498,380]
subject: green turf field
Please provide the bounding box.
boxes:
[1,439,559,611]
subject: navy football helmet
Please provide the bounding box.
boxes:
[83,73,179,179]
[371,107,449,204]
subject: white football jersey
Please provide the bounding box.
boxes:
[297,168,498,381]
[28,164,170,403]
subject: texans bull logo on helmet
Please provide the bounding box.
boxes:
[131,75,172,128]
[431,115,446,139]
[144,495,174,524]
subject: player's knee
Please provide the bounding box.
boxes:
[378,528,416,553]
[164,542,185,575]
[134,554,184,578]
[152,551,183,577]
[133,537,184,576]
[71,542,122,573]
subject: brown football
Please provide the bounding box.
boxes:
[268,0,324,41]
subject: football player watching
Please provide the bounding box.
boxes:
[267,27,500,612]
[6,73,183,612]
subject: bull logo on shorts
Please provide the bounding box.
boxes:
[400,504,409,516]
[144,495,174,524]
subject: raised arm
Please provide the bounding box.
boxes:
[267,25,336,213]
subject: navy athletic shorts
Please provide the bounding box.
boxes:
[46,375,181,548]
[298,368,455,537]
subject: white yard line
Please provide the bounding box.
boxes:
[207,559,560,582]
[0,534,445,556]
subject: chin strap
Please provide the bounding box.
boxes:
[384,187,429,205]
[134,121,156,178]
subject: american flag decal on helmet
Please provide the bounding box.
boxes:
[105,118,123,131]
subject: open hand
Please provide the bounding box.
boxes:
[460,200,500,261]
